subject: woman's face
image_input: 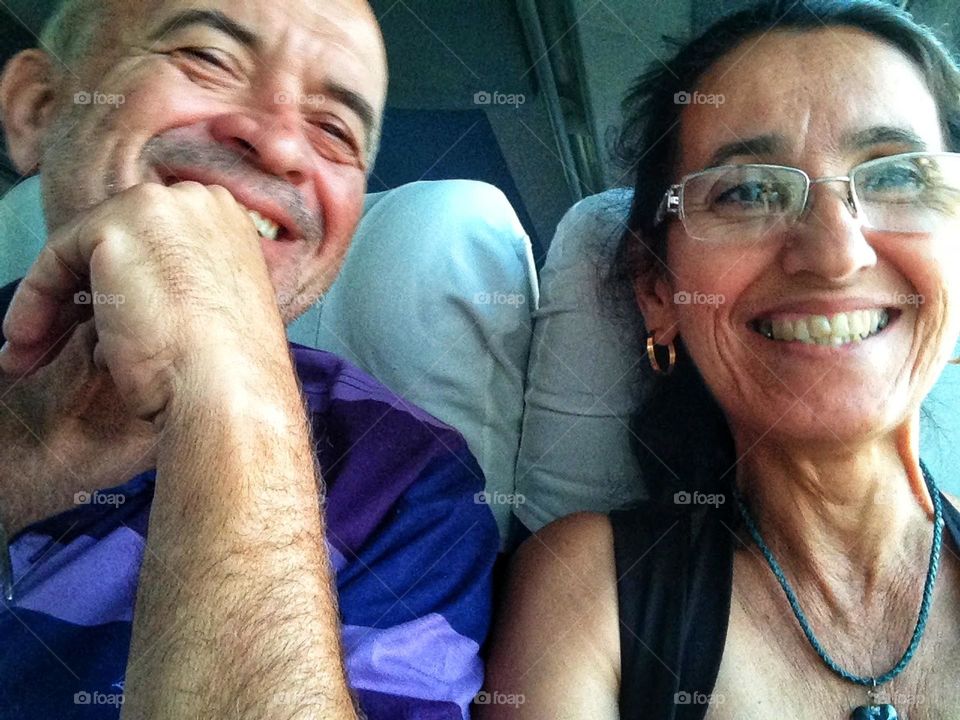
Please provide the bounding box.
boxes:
[648,27,960,445]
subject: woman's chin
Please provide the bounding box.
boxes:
[729,395,912,449]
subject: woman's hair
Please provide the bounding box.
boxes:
[611,0,960,498]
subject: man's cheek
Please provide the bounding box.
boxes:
[320,167,366,234]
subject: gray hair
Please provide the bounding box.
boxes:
[38,0,106,72]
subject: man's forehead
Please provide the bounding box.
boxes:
[114,0,386,83]
[140,1,382,55]
[110,0,387,142]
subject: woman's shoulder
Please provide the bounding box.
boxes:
[507,512,619,644]
[511,512,615,588]
[482,512,620,716]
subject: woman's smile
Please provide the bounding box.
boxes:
[752,307,892,346]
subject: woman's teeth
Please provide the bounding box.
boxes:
[244,207,281,240]
[755,309,890,346]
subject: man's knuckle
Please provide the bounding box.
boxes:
[126,182,168,204]
[208,184,236,204]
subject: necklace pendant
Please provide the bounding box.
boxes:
[850,705,898,720]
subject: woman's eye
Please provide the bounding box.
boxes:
[715,182,787,210]
[860,164,927,200]
[871,167,922,189]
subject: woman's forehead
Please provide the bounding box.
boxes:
[675,27,943,174]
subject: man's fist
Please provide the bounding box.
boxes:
[0,182,286,424]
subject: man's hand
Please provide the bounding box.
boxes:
[0,182,359,717]
[0,319,157,535]
[0,181,281,424]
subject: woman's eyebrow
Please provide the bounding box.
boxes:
[841,125,928,150]
[705,126,930,168]
[148,9,261,51]
[708,134,784,167]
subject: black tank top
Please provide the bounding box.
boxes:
[611,490,960,720]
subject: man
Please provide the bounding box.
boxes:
[0,1,498,718]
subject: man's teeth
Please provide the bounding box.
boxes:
[244,207,281,240]
[755,309,890,346]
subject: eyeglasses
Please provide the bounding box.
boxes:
[655,151,960,242]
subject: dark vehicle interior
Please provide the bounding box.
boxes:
[1,0,960,716]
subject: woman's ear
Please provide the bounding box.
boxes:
[0,50,59,174]
[633,272,680,345]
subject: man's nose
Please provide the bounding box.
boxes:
[207,109,312,186]
[781,184,878,280]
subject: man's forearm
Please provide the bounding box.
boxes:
[121,352,358,720]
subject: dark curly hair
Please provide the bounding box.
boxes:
[611,0,960,498]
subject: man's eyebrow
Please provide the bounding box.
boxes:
[323,82,377,151]
[841,126,928,151]
[148,9,261,50]
[707,135,785,167]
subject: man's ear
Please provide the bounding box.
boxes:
[0,50,59,174]
[633,272,680,345]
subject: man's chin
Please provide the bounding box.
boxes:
[278,289,326,327]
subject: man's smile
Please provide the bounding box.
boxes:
[157,167,301,242]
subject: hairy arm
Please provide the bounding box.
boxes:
[120,344,359,719]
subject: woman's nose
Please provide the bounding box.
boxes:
[780,184,878,280]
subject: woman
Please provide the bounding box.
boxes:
[481,1,960,718]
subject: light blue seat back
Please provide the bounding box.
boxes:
[0,176,538,545]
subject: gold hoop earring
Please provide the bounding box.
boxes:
[646,334,676,375]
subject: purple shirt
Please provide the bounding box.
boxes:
[0,343,498,719]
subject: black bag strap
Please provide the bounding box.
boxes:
[611,502,734,720]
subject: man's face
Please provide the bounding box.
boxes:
[37,0,387,321]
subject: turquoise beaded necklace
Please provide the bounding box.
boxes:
[732,466,944,720]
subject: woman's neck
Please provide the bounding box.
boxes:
[732,420,936,619]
